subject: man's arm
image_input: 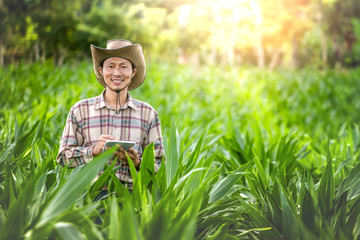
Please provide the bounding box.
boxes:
[56,110,93,168]
[57,145,94,168]
[57,109,119,167]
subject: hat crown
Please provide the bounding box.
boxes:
[106,39,132,50]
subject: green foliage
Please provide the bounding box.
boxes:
[1,61,360,239]
[2,0,360,67]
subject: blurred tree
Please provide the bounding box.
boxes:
[350,19,360,65]
[76,0,170,59]
[322,0,360,67]
[76,0,129,52]
[173,0,264,66]
[315,0,328,67]
[0,0,30,65]
[259,0,314,69]
[0,0,7,66]
[0,0,84,65]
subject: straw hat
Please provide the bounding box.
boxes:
[90,39,146,91]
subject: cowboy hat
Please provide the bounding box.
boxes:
[90,39,146,91]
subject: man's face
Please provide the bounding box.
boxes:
[99,57,136,92]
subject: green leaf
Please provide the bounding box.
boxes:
[208,161,252,203]
[110,174,131,200]
[252,121,266,162]
[253,152,268,189]
[0,157,50,239]
[185,129,206,170]
[295,141,311,159]
[347,197,360,237]
[334,156,354,177]
[139,142,155,188]
[89,155,117,198]
[127,149,138,184]
[318,154,334,216]
[239,198,282,240]
[336,161,360,201]
[333,192,351,239]
[109,196,142,239]
[174,168,207,190]
[2,161,16,211]
[206,223,228,240]
[301,189,315,233]
[108,198,120,239]
[54,222,86,240]
[165,121,179,186]
[146,186,206,240]
[36,149,114,227]
[279,184,300,240]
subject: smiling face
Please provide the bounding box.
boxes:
[98,57,136,92]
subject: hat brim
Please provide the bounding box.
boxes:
[90,44,146,91]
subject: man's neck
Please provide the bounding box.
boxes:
[104,88,128,108]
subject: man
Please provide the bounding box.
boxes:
[57,39,165,189]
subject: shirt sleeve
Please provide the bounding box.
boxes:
[146,112,166,172]
[56,108,94,168]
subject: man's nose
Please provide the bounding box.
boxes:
[113,67,122,75]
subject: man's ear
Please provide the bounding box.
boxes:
[98,67,103,76]
[132,68,137,78]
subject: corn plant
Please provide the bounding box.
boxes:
[1,61,360,239]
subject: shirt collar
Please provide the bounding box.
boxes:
[94,90,138,111]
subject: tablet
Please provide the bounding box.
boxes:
[103,140,136,152]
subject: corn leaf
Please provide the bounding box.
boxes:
[89,155,117,199]
[318,154,334,216]
[36,150,114,227]
[279,184,300,240]
[110,174,131,200]
[54,222,86,240]
[239,198,282,240]
[336,161,360,201]
[165,121,179,186]
[208,161,252,203]
[138,142,155,188]
[301,189,315,233]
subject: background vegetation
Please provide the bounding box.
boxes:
[1,0,360,68]
[1,0,360,239]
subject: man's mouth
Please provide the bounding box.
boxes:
[111,79,124,84]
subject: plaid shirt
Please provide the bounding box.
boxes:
[57,90,165,188]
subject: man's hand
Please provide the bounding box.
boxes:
[115,146,140,167]
[93,135,116,156]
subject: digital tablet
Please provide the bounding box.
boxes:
[103,140,136,152]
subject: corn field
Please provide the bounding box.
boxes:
[1,62,360,239]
